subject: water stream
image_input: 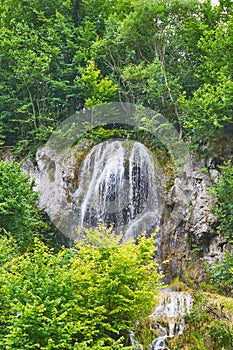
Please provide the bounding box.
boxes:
[75,140,163,238]
[130,291,192,350]
[75,141,192,349]
[150,291,192,349]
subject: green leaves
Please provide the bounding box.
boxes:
[206,161,233,294]
[81,61,117,107]
[0,161,46,249]
[0,0,80,151]
[0,227,162,349]
[1,0,233,151]
[179,8,233,146]
[180,77,233,143]
[210,161,233,239]
[207,252,233,293]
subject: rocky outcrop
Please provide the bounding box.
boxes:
[18,131,232,280]
[22,140,94,240]
[160,146,232,282]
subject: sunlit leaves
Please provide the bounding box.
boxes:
[81,60,117,107]
[0,227,162,349]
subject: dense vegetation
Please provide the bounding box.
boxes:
[0,161,46,248]
[206,161,233,295]
[170,292,233,349]
[0,166,162,348]
[0,231,162,349]
[0,0,232,153]
[0,159,162,348]
[0,0,233,349]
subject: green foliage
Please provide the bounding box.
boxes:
[81,60,117,107]
[0,225,162,349]
[0,160,46,249]
[0,234,18,266]
[171,292,233,350]
[185,293,209,327]
[179,8,233,146]
[208,319,233,349]
[206,252,233,294]
[133,319,158,349]
[1,0,233,151]
[82,126,132,142]
[120,59,180,117]
[204,161,233,294]
[96,0,201,126]
[210,161,233,239]
[180,77,233,145]
[0,0,82,151]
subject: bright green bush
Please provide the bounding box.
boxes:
[0,234,18,266]
[0,225,162,349]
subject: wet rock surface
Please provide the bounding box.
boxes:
[18,134,233,279]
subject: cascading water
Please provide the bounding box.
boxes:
[130,291,192,350]
[149,291,193,350]
[74,140,192,349]
[74,140,162,238]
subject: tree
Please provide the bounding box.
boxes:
[0,160,45,249]
[0,0,81,151]
[179,3,233,145]
[94,0,205,128]
[0,225,162,349]
[81,60,118,107]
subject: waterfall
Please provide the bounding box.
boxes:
[75,140,192,349]
[130,291,192,350]
[74,140,161,238]
[148,291,193,350]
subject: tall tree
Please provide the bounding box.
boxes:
[0,0,81,151]
[179,5,233,145]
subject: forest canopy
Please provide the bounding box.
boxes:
[0,0,232,153]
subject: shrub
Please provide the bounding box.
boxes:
[0,225,162,349]
[0,160,46,249]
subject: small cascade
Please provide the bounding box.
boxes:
[74,140,161,238]
[129,330,143,350]
[129,291,192,350]
[149,291,193,350]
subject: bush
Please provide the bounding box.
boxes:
[206,252,233,294]
[210,160,233,240]
[0,160,46,249]
[0,225,162,349]
[208,319,233,349]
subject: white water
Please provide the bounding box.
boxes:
[75,140,161,238]
[130,291,192,350]
[149,291,193,350]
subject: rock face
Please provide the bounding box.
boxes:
[160,133,233,281]
[20,133,232,280]
[22,140,94,240]
[160,157,218,282]
[22,140,163,241]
